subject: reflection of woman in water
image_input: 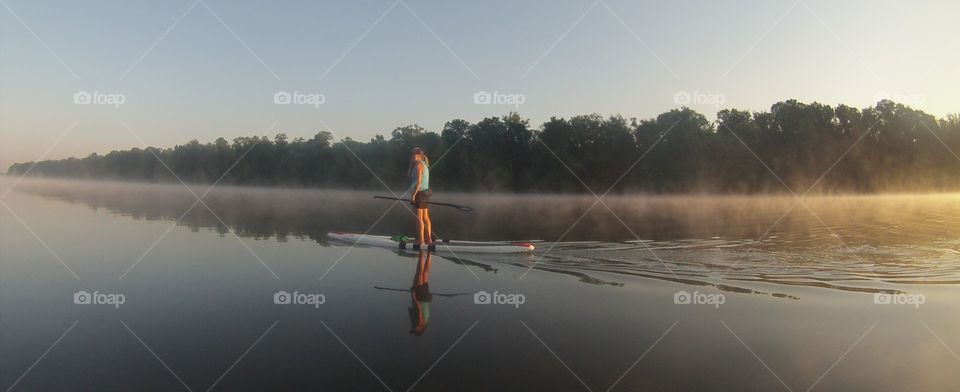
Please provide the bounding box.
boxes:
[409,250,433,336]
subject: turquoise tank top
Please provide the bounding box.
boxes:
[411,161,429,191]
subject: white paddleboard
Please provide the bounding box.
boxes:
[327,232,535,254]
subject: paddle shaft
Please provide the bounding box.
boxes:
[373,195,474,212]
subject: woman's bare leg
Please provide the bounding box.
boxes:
[414,250,427,286]
[424,209,432,244]
[422,253,432,282]
[416,210,426,245]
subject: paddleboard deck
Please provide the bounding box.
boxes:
[327,232,535,253]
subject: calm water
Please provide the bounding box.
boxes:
[2,177,959,391]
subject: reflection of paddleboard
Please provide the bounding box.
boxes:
[327,232,535,254]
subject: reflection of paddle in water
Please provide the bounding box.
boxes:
[373,286,472,298]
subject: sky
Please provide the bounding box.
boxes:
[1,0,958,171]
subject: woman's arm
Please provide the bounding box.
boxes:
[411,162,423,200]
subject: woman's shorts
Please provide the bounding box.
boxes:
[414,189,432,209]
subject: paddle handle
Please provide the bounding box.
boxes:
[373,195,474,212]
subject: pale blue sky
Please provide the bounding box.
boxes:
[1,0,957,170]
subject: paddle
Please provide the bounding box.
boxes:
[373,195,474,212]
[373,286,472,297]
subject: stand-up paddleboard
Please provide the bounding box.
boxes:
[327,232,535,253]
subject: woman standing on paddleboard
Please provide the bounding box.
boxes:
[409,147,433,245]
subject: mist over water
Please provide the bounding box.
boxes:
[10,177,960,242]
[7,177,960,295]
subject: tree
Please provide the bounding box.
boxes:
[9,100,960,194]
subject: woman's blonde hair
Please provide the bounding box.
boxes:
[412,147,429,165]
[408,147,429,177]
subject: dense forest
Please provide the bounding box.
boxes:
[8,99,960,194]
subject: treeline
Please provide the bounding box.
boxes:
[8,100,960,193]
